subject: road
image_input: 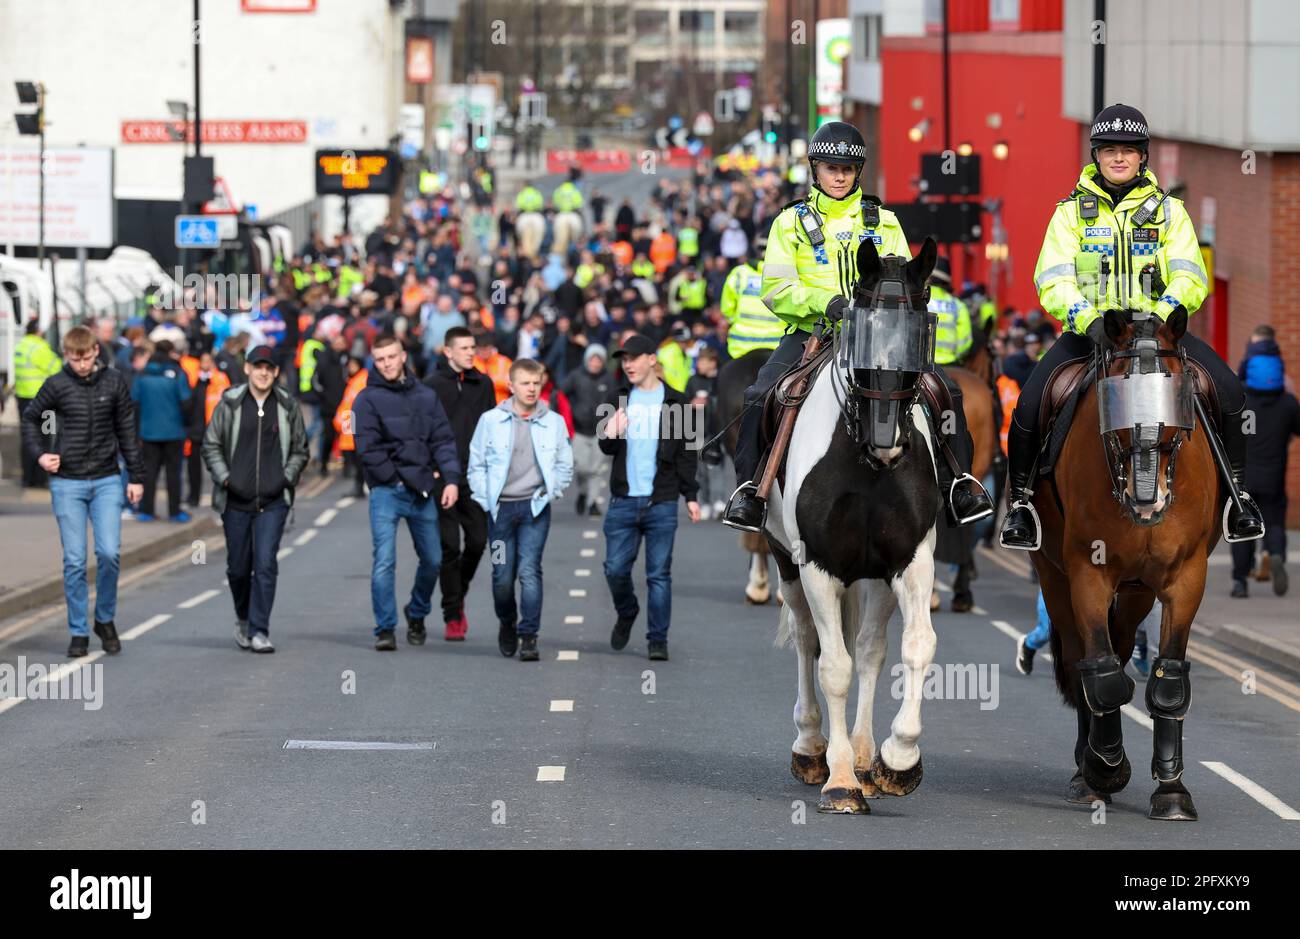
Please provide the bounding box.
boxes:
[2,476,1298,849]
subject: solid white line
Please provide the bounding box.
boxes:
[564,615,584,624]
[283,740,435,750]
[568,588,587,598]
[335,496,356,509]
[177,588,220,610]
[580,548,596,558]
[1120,704,1153,731]
[120,614,172,641]
[550,700,574,712]
[574,568,591,577]
[293,528,319,547]
[537,765,566,782]
[583,531,598,540]
[1201,761,1300,820]
[277,547,294,561]
[314,508,337,527]
[557,650,579,661]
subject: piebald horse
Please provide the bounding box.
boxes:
[769,238,944,814]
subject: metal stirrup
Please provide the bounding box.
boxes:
[950,473,994,525]
[1000,498,1043,552]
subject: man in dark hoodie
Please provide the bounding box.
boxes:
[130,339,192,522]
[423,326,496,640]
[562,342,612,515]
[353,334,462,651]
[1231,325,1300,598]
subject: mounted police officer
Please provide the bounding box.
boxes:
[723,121,994,532]
[1000,103,1265,549]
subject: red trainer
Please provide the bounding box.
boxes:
[444,612,468,641]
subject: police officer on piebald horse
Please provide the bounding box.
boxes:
[999,103,1265,550]
[723,121,994,532]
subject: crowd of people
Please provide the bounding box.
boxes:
[11,136,1298,664]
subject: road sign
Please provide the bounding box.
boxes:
[175,216,220,248]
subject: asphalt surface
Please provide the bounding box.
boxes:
[2,474,1299,849]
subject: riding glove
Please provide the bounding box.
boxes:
[1085,318,1106,346]
[824,296,849,322]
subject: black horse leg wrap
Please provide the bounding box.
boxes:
[1087,709,1125,765]
[1146,658,1191,782]
[1077,654,1136,716]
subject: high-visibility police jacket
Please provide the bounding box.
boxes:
[291,268,312,291]
[516,186,544,213]
[676,277,707,311]
[977,299,997,333]
[720,261,784,358]
[552,181,584,213]
[678,226,699,258]
[657,341,692,393]
[13,334,61,399]
[337,264,364,299]
[1034,165,1208,335]
[299,337,325,394]
[574,262,604,290]
[929,285,972,365]
[631,258,657,280]
[761,187,910,333]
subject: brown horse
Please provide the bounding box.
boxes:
[716,349,777,604]
[1031,308,1217,821]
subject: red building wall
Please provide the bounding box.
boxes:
[879,33,1079,316]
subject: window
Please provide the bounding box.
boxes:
[680,9,715,37]
[634,9,668,46]
[990,0,1021,25]
[853,14,882,61]
[723,10,760,46]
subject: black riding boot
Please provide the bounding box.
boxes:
[999,415,1042,550]
[932,376,994,526]
[1220,411,1265,542]
[723,398,768,533]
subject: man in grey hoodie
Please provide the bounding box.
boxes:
[561,343,612,516]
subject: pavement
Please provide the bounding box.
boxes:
[1,475,1299,848]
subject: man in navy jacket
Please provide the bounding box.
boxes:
[353,334,461,651]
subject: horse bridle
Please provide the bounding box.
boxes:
[1097,316,1192,513]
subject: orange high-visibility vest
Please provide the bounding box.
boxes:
[205,370,231,424]
[475,351,513,403]
[612,240,633,268]
[649,232,677,274]
[997,373,1021,457]
[333,369,369,452]
[180,355,200,387]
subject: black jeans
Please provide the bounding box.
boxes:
[1014,330,1246,438]
[1230,491,1289,578]
[222,501,289,636]
[439,493,489,622]
[142,439,183,518]
[185,436,204,506]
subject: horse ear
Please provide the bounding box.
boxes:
[1165,305,1188,342]
[909,237,938,287]
[1103,309,1127,345]
[856,237,881,286]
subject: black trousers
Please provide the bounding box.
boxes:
[1014,330,1245,437]
[185,436,204,506]
[1230,491,1289,578]
[438,494,489,622]
[734,331,972,484]
[142,439,183,518]
[17,396,47,487]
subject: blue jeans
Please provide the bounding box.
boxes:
[49,475,124,637]
[369,483,442,635]
[222,501,289,636]
[489,500,551,636]
[1026,590,1052,651]
[603,496,678,642]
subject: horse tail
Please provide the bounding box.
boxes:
[775,602,793,649]
[1047,617,1079,707]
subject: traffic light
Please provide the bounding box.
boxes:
[472,119,490,152]
[14,80,43,137]
[762,112,779,146]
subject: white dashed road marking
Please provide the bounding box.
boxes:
[283,740,435,751]
[574,568,591,577]
[568,589,587,598]
[580,548,596,558]
[335,497,356,509]
[557,651,579,661]
[277,547,294,561]
[550,700,574,712]
[564,615,583,624]
[120,614,172,641]
[583,531,598,540]
[293,528,319,547]
[177,589,220,610]
[536,765,566,782]
[314,509,337,527]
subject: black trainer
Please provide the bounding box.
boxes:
[498,620,519,657]
[374,630,397,651]
[722,483,766,533]
[1015,635,1035,675]
[93,620,122,655]
[611,615,635,651]
[518,636,539,661]
[1272,557,1289,597]
[404,604,426,646]
[648,640,669,661]
[67,635,89,658]
[575,494,587,515]
[1230,579,1248,599]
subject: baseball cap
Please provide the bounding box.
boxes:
[247,345,277,366]
[611,334,657,359]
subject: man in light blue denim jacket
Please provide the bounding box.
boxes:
[467,358,573,662]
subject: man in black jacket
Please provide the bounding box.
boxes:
[562,343,612,515]
[21,326,145,658]
[354,334,462,651]
[598,333,701,661]
[202,346,310,653]
[423,326,496,640]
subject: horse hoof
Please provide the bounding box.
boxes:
[855,768,882,798]
[1080,748,1131,795]
[791,751,829,785]
[1066,771,1112,805]
[745,590,770,605]
[817,787,871,814]
[869,752,923,796]
[1149,782,1198,821]
[951,594,974,613]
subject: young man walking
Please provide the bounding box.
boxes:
[467,359,572,662]
[353,335,461,651]
[599,334,700,661]
[202,345,309,653]
[131,338,192,522]
[561,343,612,516]
[21,326,145,657]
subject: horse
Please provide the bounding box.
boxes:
[515,211,546,261]
[552,211,584,258]
[767,237,944,814]
[716,348,776,604]
[1031,307,1217,821]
